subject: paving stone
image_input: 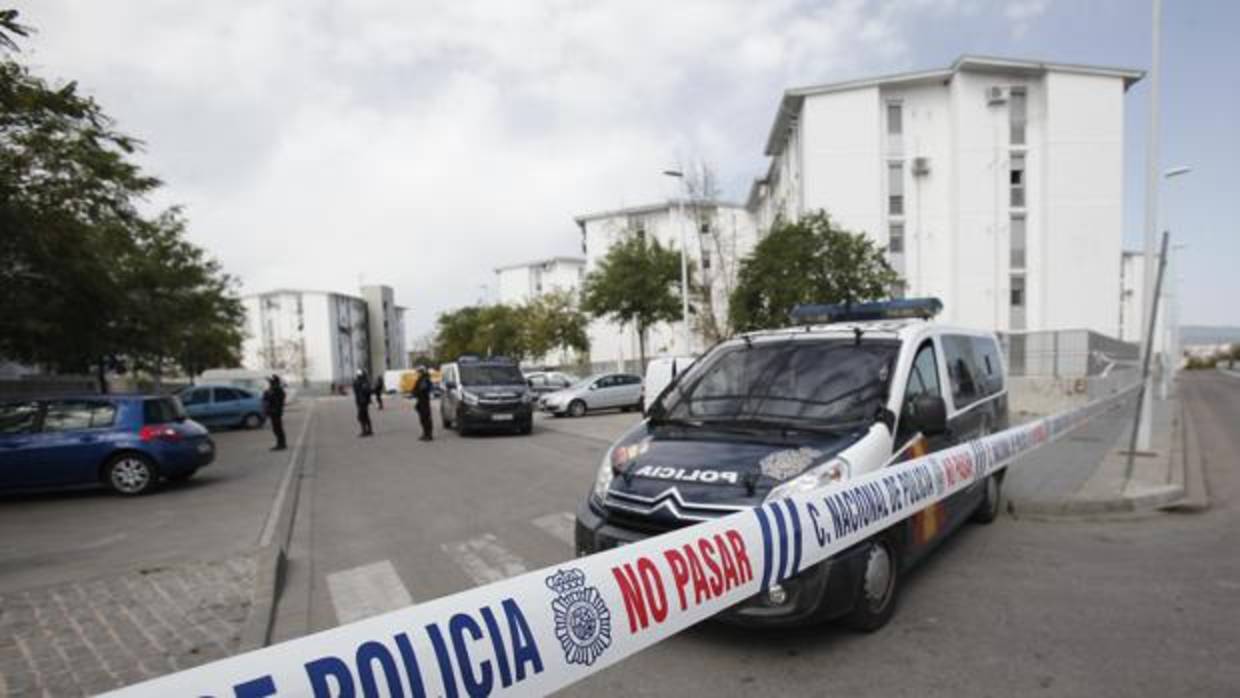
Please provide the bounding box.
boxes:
[0,554,256,696]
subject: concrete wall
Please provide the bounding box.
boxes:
[800,86,883,240]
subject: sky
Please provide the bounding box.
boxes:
[9,0,1238,339]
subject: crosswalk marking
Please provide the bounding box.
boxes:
[325,560,413,625]
[442,533,529,586]
[531,511,576,547]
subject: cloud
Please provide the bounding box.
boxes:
[12,0,1032,336]
[1004,0,1052,37]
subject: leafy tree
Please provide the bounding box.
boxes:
[730,211,901,332]
[434,304,527,360]
[581,233,689,367]
[523,289,590,361]
[0,13,243,391]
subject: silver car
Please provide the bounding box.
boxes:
[539,373,643,417]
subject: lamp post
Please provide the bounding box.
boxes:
[662,169,692,355]
[1135,0,1163,452]
[1160,166,1191,400]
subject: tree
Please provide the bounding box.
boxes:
[581,233,689,368]
[729,211,901,332]
[674,159,744,343]
[0,14,243,391]
[434,304,526,360]
[523,289,590,361]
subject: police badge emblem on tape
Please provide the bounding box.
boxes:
[546,568,612,666]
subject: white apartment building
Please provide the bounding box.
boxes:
[747,55,1144,338]
[361,285,409,376]
[574,201,758,372]
[241,286,407,391]
[494,257,585,305]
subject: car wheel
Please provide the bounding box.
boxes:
[568,400,587,418]
[167,468,198,483]
[442,407,454,430]
[457,409,471,436]
[104,453,158,496]
[243,412,264,429]
[518,419,533,435]
[841,535,901,633]
[972,474,1003,524]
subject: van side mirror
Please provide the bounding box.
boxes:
[909,394,948,435]
[444,380,457,391]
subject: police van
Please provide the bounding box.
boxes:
[575,299,1008,631]
[440,356,535,435]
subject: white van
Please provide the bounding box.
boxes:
[641,355,696,414]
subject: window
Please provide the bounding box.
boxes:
[1010,215,1026,269]
[888,162,904,215]
[1010,154,1026,208]
[701,249,712,271]
[44,400,116,432]
[889,222,905,253]
[943,336,981,407]
[182,388,210,406]
[1010,275,1026,307]
[143,398,187,425]
[897,342,940,443]
[1010,87,1027,145]
[891,281,907,299]
[0,401,40,435]
[971,336,1005,394]
[887,102,903,136]
[214,388,245,402]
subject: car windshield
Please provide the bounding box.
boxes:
[658,338,899,427]
[460,364,525,386]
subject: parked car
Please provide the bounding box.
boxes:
[524,371,577,395]
[641,355,696,413]
[199,368,299,406]
[178,384,266,429]
[440,356,534,435]
[0,395,214,495]
[576,298,1009,631]
[539,373,643,417]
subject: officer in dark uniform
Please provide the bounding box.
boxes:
[262,374,287,451]
[353,370,373,437]
[374,374,385,410]
[413,367,434,441]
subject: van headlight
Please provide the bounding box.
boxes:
[593,447,615,500]
[462,391,480,406]
[520,392,534,404]
[764,458,849,502]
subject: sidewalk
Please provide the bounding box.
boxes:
[1005,389,1190,517]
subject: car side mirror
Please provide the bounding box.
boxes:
[444,381,457,391]
[909,394,948,435]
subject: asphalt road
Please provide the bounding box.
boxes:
[273,375,1239,697]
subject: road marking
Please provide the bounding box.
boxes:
[531,512,575,546]
[259,401,316,548]
[442,534,529,586]
[325,560,413,626]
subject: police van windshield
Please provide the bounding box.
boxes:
[460,364,526,386]
[657,338,899,428]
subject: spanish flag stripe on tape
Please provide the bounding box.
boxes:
[103,384,1138,698]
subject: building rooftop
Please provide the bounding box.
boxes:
[764,54,1145,156]
[242,288,366,302]
[573,198,746,225]
[494,256,587,274]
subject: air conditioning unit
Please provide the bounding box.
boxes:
[987,86,1008,105]
[912,156,931,176]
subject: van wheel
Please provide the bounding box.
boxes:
[841,535,901,633]
[568,400,587,418]
[442,408,454,430]
[972,474,1003,524]
[104,453,157,496]
[243,413,264,429]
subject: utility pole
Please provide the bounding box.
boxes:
[1136,0,1163,450]
[662,169,692,356]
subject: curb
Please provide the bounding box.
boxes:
[1008,483,1184,518]
[237,402,315,652]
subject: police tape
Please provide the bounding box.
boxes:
[104,384,1138,698]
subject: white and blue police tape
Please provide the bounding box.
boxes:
[104,384,1137,698]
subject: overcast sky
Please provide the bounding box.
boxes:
[11,0,1237,337]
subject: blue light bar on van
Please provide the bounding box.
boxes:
[789,298,944,325]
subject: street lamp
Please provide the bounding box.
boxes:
[1159,166,1191,399]
[662,169,691,355]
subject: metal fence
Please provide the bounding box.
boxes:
[1000,330,1139,378]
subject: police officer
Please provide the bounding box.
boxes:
[353,369,374,437]
[262,374,287,451]
[413,366,434,441]
[374,374,385,410]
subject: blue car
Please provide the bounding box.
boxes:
[0,395,214,495]
[177,384,266,429]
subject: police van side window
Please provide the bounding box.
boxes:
[897,341,941,443]
[943,335,980,408]
[971,336,1004,394]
